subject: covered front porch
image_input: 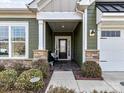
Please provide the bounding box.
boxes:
[31,0,99,66]
[45,21,83,66]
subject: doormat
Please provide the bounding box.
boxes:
[120,82,124,86]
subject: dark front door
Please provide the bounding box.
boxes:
[59,39,67,59]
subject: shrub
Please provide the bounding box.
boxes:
[0,90,33,93]
[11,62,26,75]
[0,64,5,71]
[47,86,76,93]
[32,59,50,78]
[8,62,31,75]
[15,69,44,91]
[92,90,116,93]
[81,61,102,78]
[0,69,17,90]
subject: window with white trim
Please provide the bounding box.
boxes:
[0,22,28,58]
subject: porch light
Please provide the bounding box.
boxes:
[89,29,95,36]
[61,25,65,28]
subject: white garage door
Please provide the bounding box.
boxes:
[100,30,124,71]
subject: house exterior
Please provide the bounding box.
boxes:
[0,0,124,71]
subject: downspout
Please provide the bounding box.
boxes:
[75,3,87,63]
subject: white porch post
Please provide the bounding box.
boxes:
[82,9,88,62]
[38,20,45,50]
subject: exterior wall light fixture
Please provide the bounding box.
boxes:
[89,29,96,36]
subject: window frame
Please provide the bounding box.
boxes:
[101,30,121,38]
[0,21,29,59]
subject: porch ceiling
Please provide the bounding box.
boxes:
[48,21,79,32]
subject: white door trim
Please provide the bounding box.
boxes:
[55,36,71,60]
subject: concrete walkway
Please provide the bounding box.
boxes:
[45,71,80,93]
[46,71,124,93]
[77,80,115,93]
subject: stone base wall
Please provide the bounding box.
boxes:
[0,50,48,68]
[0,59,32,68]
[33,50,48,60]
[85,49,99,63]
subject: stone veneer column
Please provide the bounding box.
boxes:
[33,20,48,60]
[33,50,48,60]
[85,49,99,63]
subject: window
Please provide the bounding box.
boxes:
[101,31,120,37]
[0,26,9,57]
[0,22,28,58]
[11,26,26,57]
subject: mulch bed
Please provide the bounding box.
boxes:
[73,70,103,80]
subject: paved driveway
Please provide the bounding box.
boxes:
[103,72,124,92]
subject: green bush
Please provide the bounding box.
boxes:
[92,90,116,93]
[0,69,17,90]
[81,61,102,78]
[0,90,33,93]
[15,69,44,91]
[47,86,76,93]
[32,59,50,78]
[0,64,5,71]
[11,62,26,75]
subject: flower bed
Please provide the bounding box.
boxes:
[73,70,103,80]
[0,59,53,93]
[73,61,103,80]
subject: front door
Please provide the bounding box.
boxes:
[55,36,71,60]
[59,39,67,59]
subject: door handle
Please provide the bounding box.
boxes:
[100,38,107,39]
[100,60,108,62]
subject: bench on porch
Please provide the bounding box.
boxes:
[48,51,58,68]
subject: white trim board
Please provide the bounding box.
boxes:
[0,14,36,18]
[82,9,87,63]
[97,8,124,24]
[37,12,82,20]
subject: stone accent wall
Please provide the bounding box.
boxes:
[85,50,99,63]
[33,50,48,60]
[0,59,32,68]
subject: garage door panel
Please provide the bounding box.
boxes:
[100,30,124,71]
[100,62,124,71]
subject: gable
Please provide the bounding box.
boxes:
[39,0,77,12]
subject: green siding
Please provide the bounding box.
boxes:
[0,18,38,58]
[46,23,52,51]
[74,22,82,65]
[87,2,97,49]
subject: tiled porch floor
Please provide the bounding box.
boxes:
[53,61,80,71]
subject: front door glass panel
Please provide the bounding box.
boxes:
[60,40,66,52]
